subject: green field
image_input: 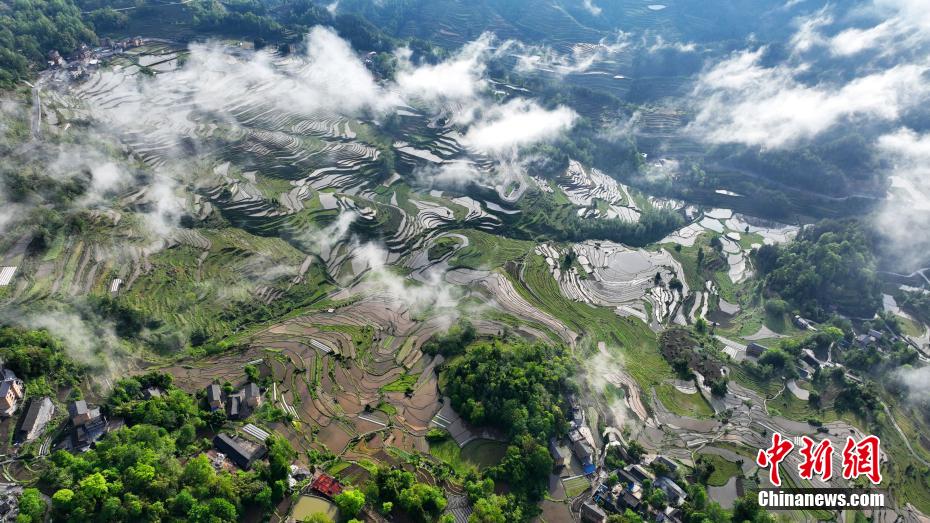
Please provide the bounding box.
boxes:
[656,383,715,418]
[428,438,507,475]
[697,453,742,487]
[506,255,672,391]
[561,475,591,498]
[380,373,419,393]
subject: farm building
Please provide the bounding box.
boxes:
[206,384,224,411]
[581,500,607,523]
[18,397,54,442]
[0,370,24,416]
[745,342,767,358]
[212,434,267,470]
[311,474,344,499]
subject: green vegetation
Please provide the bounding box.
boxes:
[380,373,418,393]
[42,425,272,522]
[507,255,671,391]
[512,189,683,247]
[31,371,297,521]
[334,489,365,519]
[367,467,447,523]
[448,229,534,270]
[655,383,714,418]
[897,290,930,326]
[444,339,572,440]
[428,438,507,476]
[0,0,96,86]
[695,454,742,487]
[16,488,46,523]
[756,220,881,319]
[439,338,573,515]
[0,326,84,385]
[421,320,477,356]
[562,475,590,497]
[427,236,460,261]
[659,327,728,396]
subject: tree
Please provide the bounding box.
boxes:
[398,482,447,523]
[732,494,775,523]
[17,488,45,523]
[334,489,365,519]
[51,489,74,514]
[607,510,644,523]
[762,220,881,319]
[266,435,296,484]
[470,496,506,523]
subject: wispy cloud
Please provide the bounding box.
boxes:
[687,47,929,149]
[463,98,577,155]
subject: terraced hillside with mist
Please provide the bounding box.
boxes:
[1,1,930,522]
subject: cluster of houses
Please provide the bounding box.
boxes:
[585,455,689,523]
[205,382,263,420]
[47,37,144,80]
[550,399,598,475]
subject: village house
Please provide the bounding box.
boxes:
[581,500,607,523]
[311,474,344,499]
[653,455,678,473]
[206,383,224,411]
[68,400,107,450]
[18,397,54,443]
[654,476,688,506]
[627,464,655,484]
[68,400,100,426]
[745,342,767,358]
[243,382,262,408]
[212,433,267,470]
[0,369,24,416]
[225,382,263,420]
[549,438,571,469]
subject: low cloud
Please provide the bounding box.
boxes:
[415,160,491,189]
[349,240,462,317]
[513,34,633,76]
[462,99,577,155]
[10,307,129,384]
[894,365,930,406]
[581,0,601,16]
[874,128,930,268]
[395,33,493,106]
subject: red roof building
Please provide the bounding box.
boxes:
[311,474,344,498]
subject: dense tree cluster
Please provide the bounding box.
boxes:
[367,467,448,523]
[756,220,881,319]
[898,290,930,326]
[0,326,84,384]
[444,339,572,439]
[37,371,292,522]
[108,372,203,435]
[0,0,97,86]
[421,320,477,356]
[41,424,272,522]
[441,339,575,515]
